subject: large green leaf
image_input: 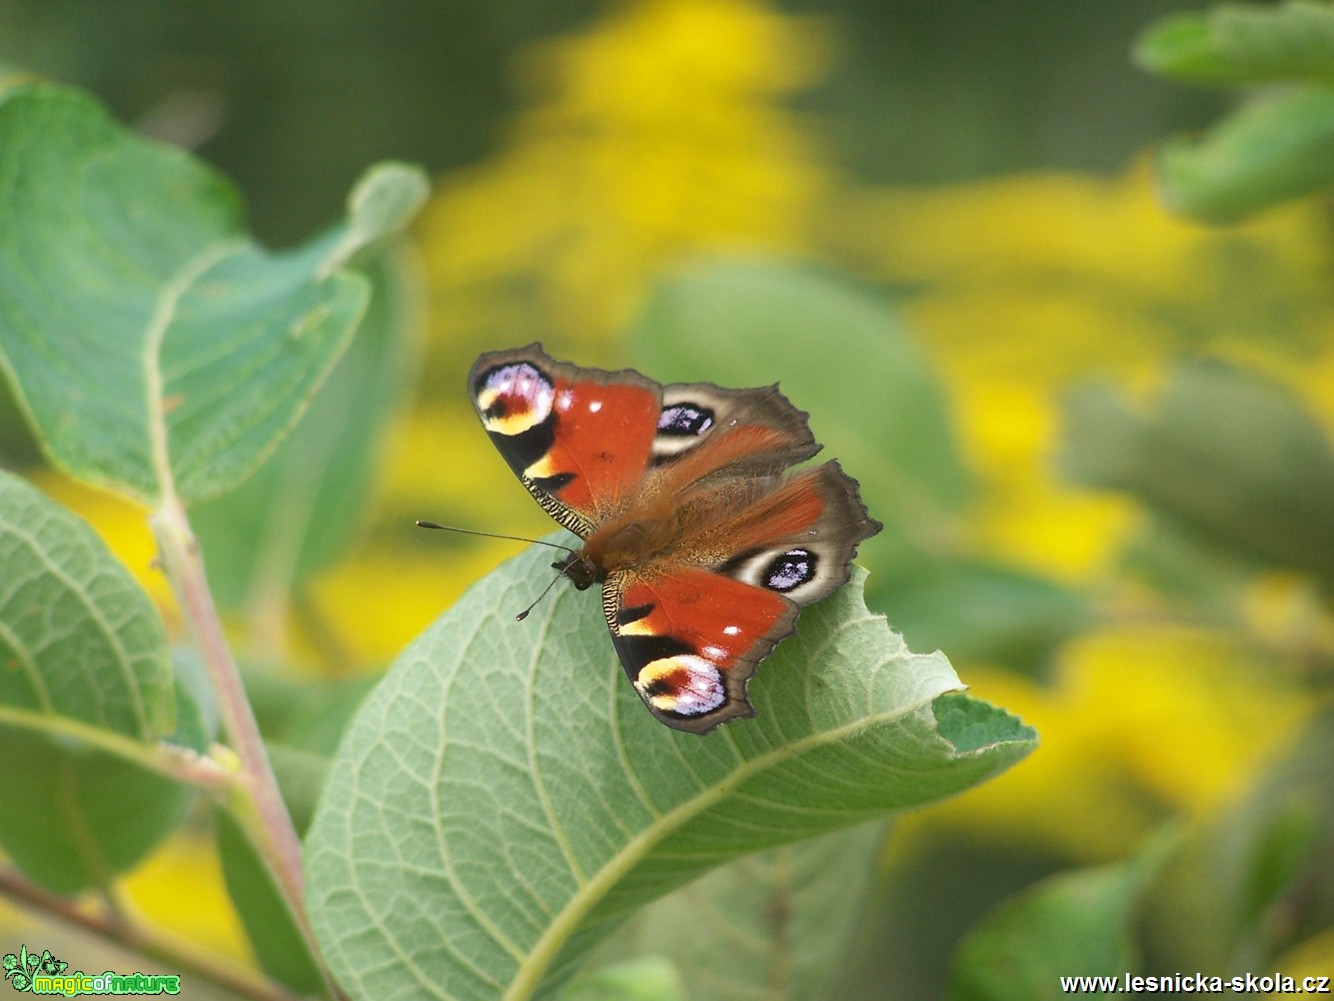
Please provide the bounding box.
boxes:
[305,541,1035,1001]
[0,471,209,892]
[0,82,427,505]
[191,246,423,612]
[0,470,173,744]
[631,259,972,578]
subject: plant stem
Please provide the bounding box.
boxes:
[149,498,336,998]
[0,866,309,1001]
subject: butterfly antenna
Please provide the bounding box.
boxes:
[515,572,565,622]
[415,520,576,555]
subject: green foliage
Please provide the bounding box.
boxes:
[305,547,1035,1000]
[632,260,1090,679]
[190,248,423,612]
[561,958,687,1001]
[1135,1,1334,221]
[947,862,1144,1001]
[598,824,887,1001]
[1134,715,1334,976]
[0,82,426,505]
[0,77,1041,1001]
[1136,2,1334,86]
[634,260,971,575]
[0,471,210,892]
[1062,362,1334,588]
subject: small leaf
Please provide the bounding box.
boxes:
[0,469,173,739]
[1155,86,1334,223]
[561,959,686,1001]
[1135,2,1334,87]
[947,863,1144,1001]
[0,83,427,505]
[1061,363,1334,587]
[878,562,1090,680]
[305,542,1035,1001]
[0,471,211,892]
[217,790,328,996]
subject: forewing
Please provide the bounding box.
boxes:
[651,381,820,478]
[470,344,662,537]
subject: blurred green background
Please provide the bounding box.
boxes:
[3,1,1333,998]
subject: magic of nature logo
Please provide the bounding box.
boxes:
[3,946,180,996]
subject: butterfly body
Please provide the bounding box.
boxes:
[470,344,880,733]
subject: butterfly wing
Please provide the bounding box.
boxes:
[471,344,881,734]
[470,344,663,537]
[605,460,880,733]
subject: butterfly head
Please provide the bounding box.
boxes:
[553,551,600,591]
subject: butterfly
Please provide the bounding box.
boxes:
[469,344,881,734]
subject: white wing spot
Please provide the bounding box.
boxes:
[723,625,741,636]
[588,399,603,413]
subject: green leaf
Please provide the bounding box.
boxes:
[0,469,173,738]
[1155,86,1334,223]
[601,823,887,1001]
[305,541,1036,1001]
[217,811,327,997]
[1061,363,1334,588]
[0,82,428,505]
[878,562,1090,679]
[217,670,364,996]
[1136,711,1334,973]
[191,245,422,611]
[216,748,331,998]
[561,959,685,1001]
[631,259,971,575]
[946,863,1144,1001]
[0,471,215,891]
[1135,2,1334,87]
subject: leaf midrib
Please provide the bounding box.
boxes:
[142,237,248,506]
[501,630,947,1001]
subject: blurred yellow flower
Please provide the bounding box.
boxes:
[914,625,1311,862]
[419,0,832,361]
[834,164,1334,580]
[120,831,249,962]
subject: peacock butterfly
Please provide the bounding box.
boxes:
[469,344,881,734]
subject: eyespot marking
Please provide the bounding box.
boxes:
[763,549,817,593]
[658,402,714,437]
[476,363,555,436]
[635,655,725,716]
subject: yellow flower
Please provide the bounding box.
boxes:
[418,0,833,359]
[833,165,1334,580]
[913,625,1310,862]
